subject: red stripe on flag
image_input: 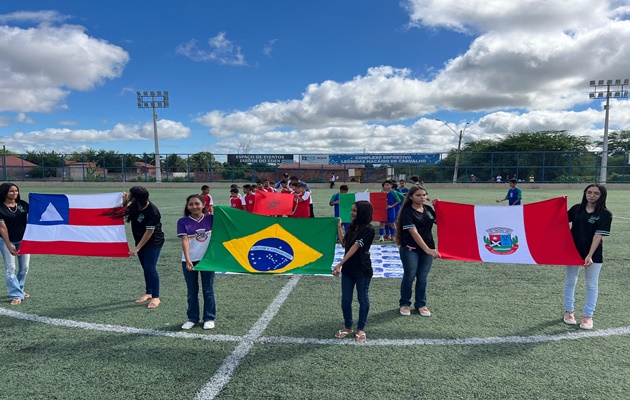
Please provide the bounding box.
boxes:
[68,208,124,226]
[19,240,129,258]
[435,201,481,262]
[524,197,583,266]
[252,191,294,216]
[369,192,387,222]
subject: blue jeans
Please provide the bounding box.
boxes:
[182,262,216,322]
[137,246,161,298]
[399,247,433,309]
[341,275,371,331]
[564,264,602,317]
[1,240,30,299]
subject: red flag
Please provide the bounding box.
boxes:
[252,191,295,216]
[435,197,583,265]
[339,192,387,223]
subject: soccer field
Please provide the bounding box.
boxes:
[1,185,629,399]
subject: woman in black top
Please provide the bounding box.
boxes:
[332,200,375,342]
[121,186,165,309]
[395,185,440,317]
[563,184,612,330]
[0,183,30,305]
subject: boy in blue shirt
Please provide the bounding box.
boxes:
[496,179,522,205]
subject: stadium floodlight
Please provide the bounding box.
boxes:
[436,119,469,183]
[136,90,170,183]
[589,79,630,183]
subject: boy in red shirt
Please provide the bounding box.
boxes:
[243,184,256,212]
[229,188,244,210]
[200,185,214,214]
[291,183,311,218]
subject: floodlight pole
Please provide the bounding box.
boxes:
[136,91,169,183]
[436,119,469,183]
[589,79,629,184]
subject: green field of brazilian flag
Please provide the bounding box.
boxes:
[197,206,338,274]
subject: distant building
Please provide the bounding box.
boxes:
[133,162,157,174]
[0,155,37,179]
[59,161,106,180]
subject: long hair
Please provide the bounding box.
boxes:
[103,186,150,222]
[579,184,608,213]
[394,186,427,245]
[184,194,208,216]
[345,200,373,245]
[0,182,20,203]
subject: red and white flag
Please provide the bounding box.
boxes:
[20,193,129,258]
[434,197,583,265]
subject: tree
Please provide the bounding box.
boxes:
[24,150,64,178]
[189,152,219,172]
[595,130,630,154]
[447,130,593,182]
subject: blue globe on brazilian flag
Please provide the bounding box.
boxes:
[196,206,338,274]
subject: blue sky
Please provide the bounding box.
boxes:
[1,0,629,158]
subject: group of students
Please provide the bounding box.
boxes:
[228,173,315,217]
[0,181,612,338]
[332,183,612,341]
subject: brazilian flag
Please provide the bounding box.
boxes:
[196,206,338,274]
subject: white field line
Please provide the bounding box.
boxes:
[0,307,241,342]
[194,275,301,400]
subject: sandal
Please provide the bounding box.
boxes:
[355,331,366,342]
[147,299,160,309]
[24,293,30,298]
[10,298,22,305]
[135,294,152,303]
[335,329,353,339]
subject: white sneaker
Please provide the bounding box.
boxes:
[203,320,215,330]
[181,321,195,330]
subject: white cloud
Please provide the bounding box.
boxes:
[0,13,130,113]
[263,39,277,57]
[176,32,246,66]
[193,1,630,154]
[4,119,191,153]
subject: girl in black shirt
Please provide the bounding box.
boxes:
[563,184,612,330]
[0,183,30,305]
[332,200,375,342]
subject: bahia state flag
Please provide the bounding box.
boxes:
[434,197,583,266]
[252,191,294,216]
[19,193,129,258]
[339,192,387,223]
[196,205,337,274]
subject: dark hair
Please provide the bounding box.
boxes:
[382,180,393,187]
[103,186,150,223]
[345,200,373,245]
[297,183,307,188]
[394,186,427,244]
[290,175,299,181]
[280,179,288,185]
[580,184,608,213]
[283,173,289,177]
[0,182,20,203]
[201,185,210,191]
[184,194,208,216]
[339,184,349,191]
[509,178,517,184]
[243,184,252,191]
[410,175,420,183]
[230,188,239,194]
[230,184,238,189]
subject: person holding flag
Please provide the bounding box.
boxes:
[563,184,612,330]
[0,183,30,305]
[177,194,216,330]
[118,186,165,309]
[332,200,375,342]
[395,185,440,317]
